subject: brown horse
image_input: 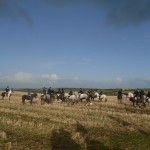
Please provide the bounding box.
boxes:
[129,96,146,107]
[22,93,37,105]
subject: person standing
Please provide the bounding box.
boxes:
[117,89,122,103]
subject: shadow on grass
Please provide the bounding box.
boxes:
[50,128,81,150]
[85,138,112,150]
[75,122,114,150]
[50,123,121,150]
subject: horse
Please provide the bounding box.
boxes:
[63,93,70,102]
[55,92,65,102]
[47,90,55,101]
[41,93,52,105]
[1,89,13,101]
[129,96,146,107]
[122,92,128,100]
[93,92,100,100]
[99,94,107,102]
[79,93,90,105]
[73,91,80,99]
[127,92,134,99]
[67,94,79,105]
[145,97,150,105]
[87,91,95,101]
[22,93,37,105]
[128,92,146,107]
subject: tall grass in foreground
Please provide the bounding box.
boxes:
[0,91,150,149]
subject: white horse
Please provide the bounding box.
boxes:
[99,94,107,102]
[93,92,100,100]
[79,93,89,103]
[41,93,51,104]
[127,92,134,98]
[64,93,70,102]
[146,97,150,105]
[68,94,79,105]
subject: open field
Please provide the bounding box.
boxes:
[0,91,150,150]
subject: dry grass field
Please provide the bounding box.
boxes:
[0,91,150,150]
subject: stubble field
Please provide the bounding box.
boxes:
[0,91,150,150]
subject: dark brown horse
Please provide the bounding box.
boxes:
[129,96,146,107]
[22,93,37,105]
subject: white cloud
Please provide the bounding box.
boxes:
[0,72,60,88]
[73,77,79,80]
[14,72,32,82]
[41,73,59,81]
[116,77,123,83]
[50,74,59,80]
[1,72,150,89]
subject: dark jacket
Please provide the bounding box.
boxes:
[117,90,122,99]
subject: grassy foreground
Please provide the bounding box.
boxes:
[0,91,150,150]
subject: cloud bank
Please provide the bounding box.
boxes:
[0,72,150,89]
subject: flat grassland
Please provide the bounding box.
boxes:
[0,91,150,150]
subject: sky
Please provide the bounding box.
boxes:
[0,0,150,89]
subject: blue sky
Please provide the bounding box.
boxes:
[0,0,150,89]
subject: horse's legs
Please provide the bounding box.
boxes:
[9,95,11,102]
[30,99,33,105]
[22,98,25,105]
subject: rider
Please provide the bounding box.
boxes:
[58,88,61,94]
[69,89,73,96]
[5,86,10,96]
[5,86,10,92]
[117,89,122,102]
[78,88,84,94]
[139,89,145,99]
[134,88,140,98]
[42,87,47,95]
[60,88,64,100]
[99,89,103,95]
[47,87,52,95]
[61,88,64,95]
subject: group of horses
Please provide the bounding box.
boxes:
[40,90,107,106]
[118,92,150,107]
[1,89,150,108]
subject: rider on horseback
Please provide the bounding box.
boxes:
[47,87,52,95]
[5,86,10,96]
[78,88,84,94]
[140,89,145,99]
[99,89,103,95]
[42,87,47,95]
[134,88,140,99]
[69,89,73,96]
[5,86,9,92]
